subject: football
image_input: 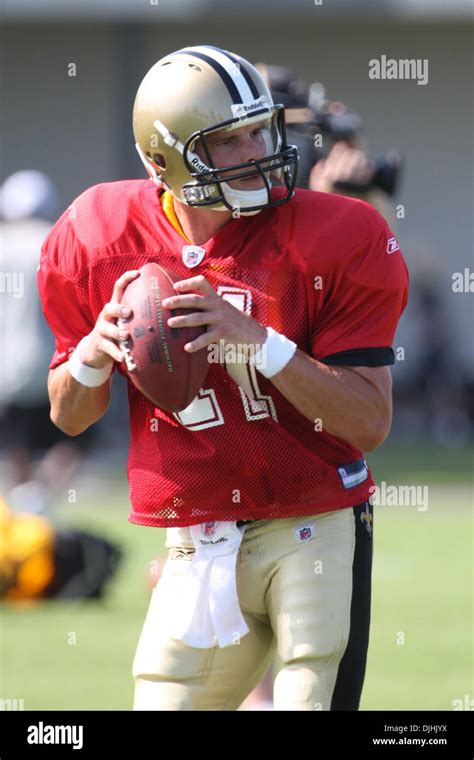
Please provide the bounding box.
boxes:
[118,262,209,412]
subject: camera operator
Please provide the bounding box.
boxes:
[256,63,402,218]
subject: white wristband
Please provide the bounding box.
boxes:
[252,327,297,379]
[67,337,113,388]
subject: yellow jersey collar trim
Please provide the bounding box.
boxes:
[160,190,191,244]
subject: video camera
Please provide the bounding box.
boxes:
[257,63,402,195]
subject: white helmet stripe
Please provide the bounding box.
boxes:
[181,45,255,104]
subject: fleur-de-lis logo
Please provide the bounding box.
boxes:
[360,503,373,537]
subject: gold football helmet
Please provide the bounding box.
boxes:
[133,45,298,214]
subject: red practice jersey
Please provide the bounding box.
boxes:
[38,180,409,527]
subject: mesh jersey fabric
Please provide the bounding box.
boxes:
[38,180,409,527]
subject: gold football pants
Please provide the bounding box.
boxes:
[133,502,373,710]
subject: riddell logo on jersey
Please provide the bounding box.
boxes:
[387,237,400,254]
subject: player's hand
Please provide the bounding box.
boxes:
[79,270,140,368]
[162,275,268,354]
[309,142,375,194]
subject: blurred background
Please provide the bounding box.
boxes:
[0,0,472,711]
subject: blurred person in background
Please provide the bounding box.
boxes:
[0,494,122,602]
[0,170,121,602]
[0,171,92,513]
[391,257,472,446]
[256,63,402,217]
[0,172,122,603]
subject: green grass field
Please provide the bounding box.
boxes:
[1,445,472,710]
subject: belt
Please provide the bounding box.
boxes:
[236,519,255,528]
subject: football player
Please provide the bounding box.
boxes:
[38,45,409,710]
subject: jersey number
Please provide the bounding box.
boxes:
[173,287,277,430]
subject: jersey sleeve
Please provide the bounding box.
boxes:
[311,208,409,364]
[37,215,95,370]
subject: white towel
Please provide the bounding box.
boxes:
[167,521,249,649]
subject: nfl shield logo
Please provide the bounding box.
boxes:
[202,521,218,537]
[293,523,315,543]
[182,245,206,268]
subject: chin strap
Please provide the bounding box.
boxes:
[219,182,268,215]
[170,187,264,216]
